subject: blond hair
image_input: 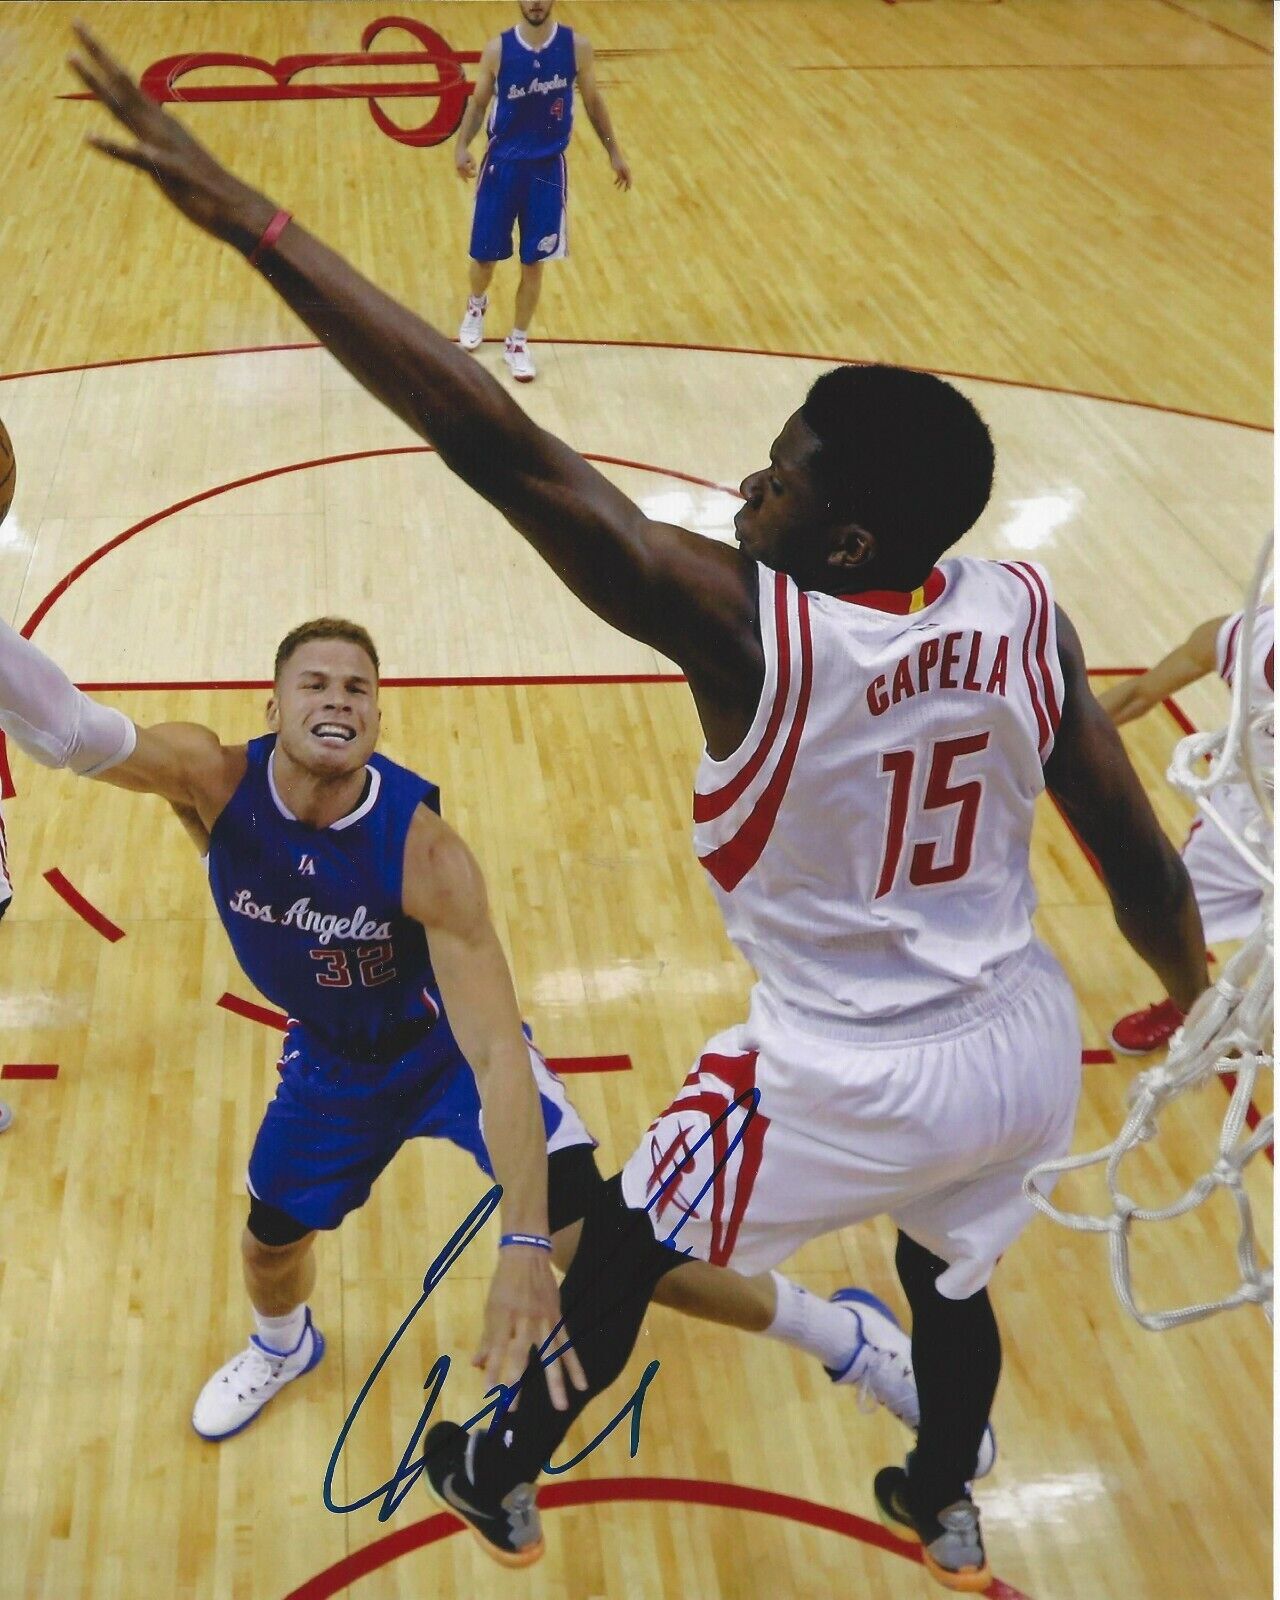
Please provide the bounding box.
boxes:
[273,618,381,683]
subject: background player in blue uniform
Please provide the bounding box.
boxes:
[454,1,632,383]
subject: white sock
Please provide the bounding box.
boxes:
[254,1303,307,1355]
[765,1274,860,1372]
[508,327,528,346]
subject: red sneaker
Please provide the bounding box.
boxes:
[1109,997,1185,1056]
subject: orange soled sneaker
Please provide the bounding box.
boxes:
[1109,997,1185,1056]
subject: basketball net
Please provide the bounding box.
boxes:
[1026,534,1274,1331]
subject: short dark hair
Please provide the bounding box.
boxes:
[274,618,381,683]
[801,365,995,566]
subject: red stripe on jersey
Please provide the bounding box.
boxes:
[704,1050,769,1266]
[1220,613,1244,686]
[694,573,792,823]
[0,734,13,801]
[0,809,9,883]
[1265,645,1274,689]
[1000,563,1051,758]
[698,592,813,891]
[1016,562,1061,735]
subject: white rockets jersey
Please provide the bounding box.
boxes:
[1216,605,1274,700]
[693,557,1064,1025]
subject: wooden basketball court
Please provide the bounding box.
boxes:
[0,3,1272,1597]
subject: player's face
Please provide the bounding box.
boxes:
[268,640,381,777]
[519,0,554,25]
[734,411,839,576]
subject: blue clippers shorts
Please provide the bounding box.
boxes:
[246,1017,593,1232]
[470,151,569,265]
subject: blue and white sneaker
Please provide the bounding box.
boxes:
[192,1309,325,1440]
[826,1288,996,1481]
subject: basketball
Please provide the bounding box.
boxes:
[0,418,15,526]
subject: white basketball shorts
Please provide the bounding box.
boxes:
[1182,788,1266,944]
[620,940,1081,1298]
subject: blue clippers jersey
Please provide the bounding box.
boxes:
[487,24,575,160]
[208,736,442,1063]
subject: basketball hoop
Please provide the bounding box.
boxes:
[1026,534,1274,1330]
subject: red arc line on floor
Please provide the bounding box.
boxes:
[217,992,289,1031]
[2,1064,59,1080]
[42,870,125,941]
[20,447,736,641]
[0,338,1268,432]
[280,1476,1033,1600]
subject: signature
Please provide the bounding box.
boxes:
[324,1087,760,1520]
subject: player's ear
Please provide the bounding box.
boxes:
[265,694,280,731]
[826,522,876,576]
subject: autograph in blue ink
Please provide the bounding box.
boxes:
[324,1088,760,1520]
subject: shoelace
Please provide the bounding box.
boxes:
[855,1342,918,1426]
[223,1342,292,1402]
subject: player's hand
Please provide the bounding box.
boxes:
[474,1245,588,1412]
[68,24,273,244]
[456,146,478,182]
[611,151,633,191]
[1095,680,1148,726]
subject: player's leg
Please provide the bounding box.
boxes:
[193,1040,399,1440]
[504,156,567,382]
[461,153,516,349]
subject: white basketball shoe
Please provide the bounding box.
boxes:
[503,336,537,383]
[458,295,488,350]
[827,1288,996,1481]
[192,1310,325,1440]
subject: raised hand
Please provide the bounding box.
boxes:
[68,23,273,245]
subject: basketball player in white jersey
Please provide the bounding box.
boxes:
[1099,605,1273,1053]
[76,34,1208,1588]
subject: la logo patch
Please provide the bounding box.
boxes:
[298,854,316,876]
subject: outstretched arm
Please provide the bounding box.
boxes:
[0,614,237,819]
[1095,615,1224,727]
[1045,607,1208,1011]
[401,807,588,1410]
[69,27,753,698]
[575,38,632,189]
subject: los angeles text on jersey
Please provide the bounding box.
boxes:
[227,890,394,946]
[505,72,569,101]
[866,629,1010,716]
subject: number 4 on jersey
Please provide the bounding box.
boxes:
[875,733,991,899]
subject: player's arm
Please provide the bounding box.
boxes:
[1095,615,1225,727]
[574,37,632,188]
[1044,606,1209,1012]
[401,807,587,1409]
[71,28,758,700]
[0,612,235,813]
[454,38,500,179]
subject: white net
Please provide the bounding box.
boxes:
[1026,534,1274,1331]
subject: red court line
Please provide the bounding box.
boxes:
[1083,1048,1116,1065]
[545,1054,632,1075]
[280,1477,1033,1600]
[218,992,289,1031]
[795,62,1269,72]
[2,1064,59,1080]
[42,870,125,942]
[1151,0,1272,56]
[21,448,735,641]
[0,338,1268,432]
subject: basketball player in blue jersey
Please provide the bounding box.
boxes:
[454,0,632,382]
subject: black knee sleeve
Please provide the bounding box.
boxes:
[246,1194,312,1247]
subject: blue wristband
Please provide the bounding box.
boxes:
[500,1232,553,1252]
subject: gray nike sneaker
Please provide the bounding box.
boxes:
[424,1421,544,1568]
[873,1465,991,1593]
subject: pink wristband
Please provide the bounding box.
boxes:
[247,208,292,267]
